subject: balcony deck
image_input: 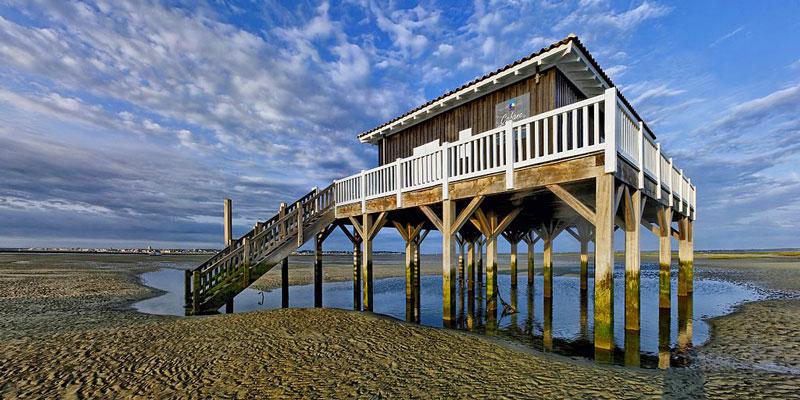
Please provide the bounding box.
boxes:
[334,88,696,221]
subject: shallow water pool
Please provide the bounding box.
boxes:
[135,262,762,367]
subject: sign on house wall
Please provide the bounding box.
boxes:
[495,93,530,127]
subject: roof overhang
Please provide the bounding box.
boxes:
[358,36,613,144]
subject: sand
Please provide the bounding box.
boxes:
[1,252,799,398]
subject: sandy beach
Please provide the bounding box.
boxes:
[1,252,799,398]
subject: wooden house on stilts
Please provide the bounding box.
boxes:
[185,35,696,363]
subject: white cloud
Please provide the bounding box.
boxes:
[709,26,745,48]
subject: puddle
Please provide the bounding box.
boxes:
[135,261,762,368]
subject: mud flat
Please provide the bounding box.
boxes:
[1,252,798,398]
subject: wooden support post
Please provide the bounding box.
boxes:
[594,173,616,355]
[536,223,563,299]
[485,232,498,314]
[580,237,589,292]
[456,235,465,285]
[543,297,553,352]
[467,241,475,296]
[477,239,484,284]
[442,199,457,326]
[361,214,374,311]
[624,187,642,332]
[281,257,289,308]
[509,238,518,288]
[353,240,361,310]
[678,217,693,296]
[314,233,323,308]
[339,223,362,310]
[353,212,387,312]
[678,293,693,351]
[394,221,423,322]
[658,308,671,369]
[223,198,232,247]
[192,269,200,313]
[522,231,537,287]
[658,206,673,309]
[225,297,234,314]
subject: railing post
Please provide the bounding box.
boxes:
[312,186,318,213]
[668,158,674,207]
[442,143,450,199]
[679,169,685,213]
[505,120,514,189]
[242,237,251,286]
[296,204,304,247]
[655,143,662,200]
[637,121,644,189]
[192,269,201,313]
[277,202,286,238]
[603,87,618,174]
[360,170,366,214]
[396,158,403,207]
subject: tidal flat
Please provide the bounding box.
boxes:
[0,252,798,398]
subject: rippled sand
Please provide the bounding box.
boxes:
[0,252,798,398]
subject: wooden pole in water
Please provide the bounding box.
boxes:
[441,199,457,326]
[224,198,232,247]
[314,233,323,308]
[594,173,616,356]
[542,235,553,299]
[657,206,673,309]
[508,234,519,288]
[353,239,361,310]
[678,216,692,296]
[281,257,289,308]
[624,187,641,332]
[362,214,374,311]
[523,231,536,287]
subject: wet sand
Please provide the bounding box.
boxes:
[1,252,799,398]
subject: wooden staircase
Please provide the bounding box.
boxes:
[184,184,336,315]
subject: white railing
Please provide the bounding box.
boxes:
[334,88,696,218]
[643,138,658,180]
[616,99,639,166]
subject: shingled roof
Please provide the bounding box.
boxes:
[358,35,621,141]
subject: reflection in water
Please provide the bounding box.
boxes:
[625,329,641,367]
[658,308,671,369]
[137,264,756,368]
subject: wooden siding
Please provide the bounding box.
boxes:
[378,68,587,165]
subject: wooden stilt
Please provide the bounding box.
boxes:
[351,212,387,312]
[281,257,289,308]
[678,217,693,296]
[225,297,234,314]
[509,239,518,288]
[314,234,323,308]
[441,200,457,326]
[394,221,424,322]
[657,206,673,309]
[522,232,536,287]
[421,196,484,327]
[566,221,593,293]
[543,296,553,352]
[535,222,564,299]
[624,186,642,331]
[467,241,475,295]
[594,173,616,355]
[338,223,362,311]
[658,308,671,369]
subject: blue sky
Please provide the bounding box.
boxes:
[0,0,798,252]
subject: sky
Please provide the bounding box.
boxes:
[0,0,799,252]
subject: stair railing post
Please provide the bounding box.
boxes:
[279,202,287,238]
[192,269,201,314]
[242,237,251,286]
[296,203,304,247]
